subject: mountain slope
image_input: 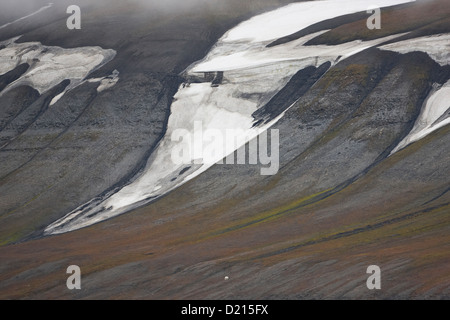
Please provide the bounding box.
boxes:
[0,0,448,299]
[0,0,300,243]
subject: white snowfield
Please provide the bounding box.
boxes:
[221,0,414,43]
[192,31,405,73]
[0,37,116,99]
[45,0,449,235]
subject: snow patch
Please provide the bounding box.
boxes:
[49,91,65,106]
[391,80,450,154]
[88,69,120,93]
[192,32,406,73]
[222,0,414,43]
[382,33,450,153]
[0,38,116,100]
